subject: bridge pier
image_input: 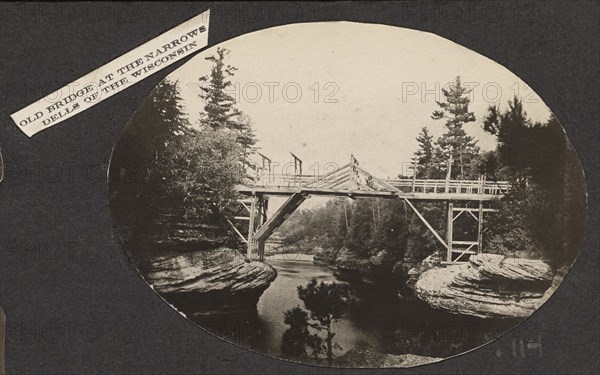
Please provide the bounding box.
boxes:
[225,194,270,261]
[446,201,454,262]
[236,195,498,263]
[404,198,497,262]
[245,195,269,260]
[445,201,496,262]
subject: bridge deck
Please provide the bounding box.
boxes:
[237,175,509,201]
[237,158,509,262]
[236,185,503,201]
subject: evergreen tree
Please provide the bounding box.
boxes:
[281,307,323,361]
[485,97,531,180]
[111,78,191,199]
[199,48,257,166]
[472,150,502,180]
[528,115,566,187]
[483,101,584,266]
[165,128,243,220]
[411,127,438,178]
[199,47,240,131]
[282,279,350,365]
[235,112,258,161]
[346,199,376,256]
[110,76,247,258]
[432,76,479,179]
[482,97,562,186]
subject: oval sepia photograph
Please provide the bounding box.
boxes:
[108,22,587,368]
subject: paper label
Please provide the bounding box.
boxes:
[11,10,210,137]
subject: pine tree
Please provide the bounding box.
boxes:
[112,78,191,198]
[411,127,437,178]
[483,97,532,184]
[235,112,258,160]
[198,48,257,167]
[432,76,479,179]
[133,78,190,154]
[199,47,240,131]
[483,101,584,267]
[281,307,322,360]
[346,199,375,256]
[296,279,350,365]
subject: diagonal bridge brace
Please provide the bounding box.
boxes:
[402,197,448,249]
[253,192,307,242]
[248,192,307,259]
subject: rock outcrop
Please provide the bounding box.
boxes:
[144,248,277,320]
[330,248,400,284]
[335,347,441,368]
[114,200,277,321]
[413,254,555,319]
[333,248,374,282]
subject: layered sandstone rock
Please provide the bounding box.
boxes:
[115,201,277,320]
[413,254,555,319]
[144,248,277,320]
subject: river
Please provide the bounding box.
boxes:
[202,254,520,363]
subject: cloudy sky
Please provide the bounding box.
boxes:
[168,22,552,208]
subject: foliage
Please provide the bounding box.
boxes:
[278,83,583,276]
[277,194,450,282]
[109,79,184,221]
[282,279,351,365]
[404,202,445,263]
[431,76,476,127]
[278,198,349,251]
[199,47,240,131]
[281,307,323,360]
[411,127,438,178]
[235,112,258,157]
[471,150,504,181]
[111,75,245,216]
[279,194,448,259]
[485,184,545,259]
[431,76,479,179]
[163,128,244,220]
[110,50,262,257]
[484,97,534,179]
[110,79,191,198]
[198,48,257,164]
[482,98,583,266]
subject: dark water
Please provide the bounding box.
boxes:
[203,255,520,362]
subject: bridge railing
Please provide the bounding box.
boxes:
[245,173,510,195]
[250,174,316,187]
[385,179,511,195]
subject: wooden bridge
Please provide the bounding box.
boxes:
[229,156,510,263]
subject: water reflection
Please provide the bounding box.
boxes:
[199,254,520,363]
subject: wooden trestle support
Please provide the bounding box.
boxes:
[228,193,307,260]
[231,156,504,262]
[444,201,497,262]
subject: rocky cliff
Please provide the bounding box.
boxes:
[413,254,555,319]
[144,248,277,320]
[114,200,277,321]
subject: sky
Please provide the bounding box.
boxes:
[167,22,553,209]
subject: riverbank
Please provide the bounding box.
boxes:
[202,254,520,366]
